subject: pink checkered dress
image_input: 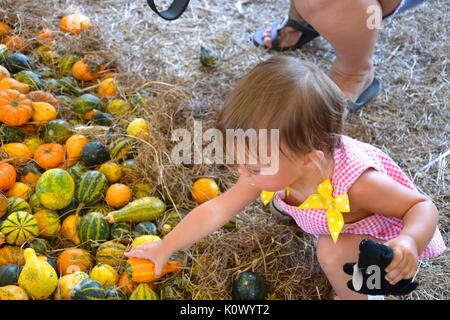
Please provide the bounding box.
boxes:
[273,135,446,259]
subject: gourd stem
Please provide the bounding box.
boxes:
[75,203,85,216]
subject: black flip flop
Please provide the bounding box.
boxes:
[347,78,381,113]
[253,16,320,51]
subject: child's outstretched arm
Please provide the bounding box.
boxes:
[349,169,439,285]
[125,175,261,276]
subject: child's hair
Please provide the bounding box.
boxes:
[218,56,346,158]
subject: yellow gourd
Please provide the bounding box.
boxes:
[131,235,161,248]
[89,264,118,287]
[54,271,89,300]
[18,248,58,300]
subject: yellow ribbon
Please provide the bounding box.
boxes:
[260,179,350,244]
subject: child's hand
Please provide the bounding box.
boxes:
[124,240,171,277]
[384,235,419,285]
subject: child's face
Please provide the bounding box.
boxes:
[238,149,305,191]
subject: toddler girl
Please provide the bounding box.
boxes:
[125,56,446,300]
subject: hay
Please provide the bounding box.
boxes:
[1,0,448,300]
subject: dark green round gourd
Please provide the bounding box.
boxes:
[75,170,108,206]
[81,141,110,167]
[92,111,113,126]
[133,221,158,237]
[78,212,110,249]
[104,286,127,300]
[40,119,74,144]
[0,264,22,286]
[70,278,106,300]
[14,70,43,91]
[232,272,268,300]
[43,78,59,92]
[29,238,51,255]
[56,76,81,95]
[4,52,35,73]
[72,93,102,114]
[111,222,132,240]
[0,125,24,143]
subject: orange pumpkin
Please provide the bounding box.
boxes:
[56,248,93,275]
[118,271,136,294]
[97,78,118,97]
[0,245,25,266]
[38,28,55,42]
[0,78,30,94]
[27,91,60,109]
[106,183,132,208]
[34,143,65,169]
[60,215,81,245]
[6,182,31,200]
[3,35,28,53]
[72,59,104,82]
[1,143,33,161]
[0,192,8,218]
[0,89,33,126]
[0,162,16,192]
[191,178,220,204]
[126,258,181,283]
[65,134,89,167]
[0,65,11,81]
[59,14,92,35]
[20,163,42,187]
[0,21,11,37]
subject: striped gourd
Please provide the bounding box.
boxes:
[75,170,108,206]
[35,169,75,210]
[109,138,132,161]
[129,283,159,300]
[67,162,88,182]
[95,241,126,267]
[7,197,31,215]
[57,76,81,95]
[70,278,106,300]
[133,221,158,237]
[0,211,39,246]
[106,197,166,224]
[78,212,110,249]
[110,222,132,240]
[72,93,102,114]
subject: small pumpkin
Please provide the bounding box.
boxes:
[19,163,42,187]
[78,212,110,249]
[0,89,33,126]
[118,271,136,294]
[13,71,43,91]
[106,183,132,209]
[67,162,88,181]
[109,137,133,161]
[7,196,31,215]
[54,271,88,300]
[97,78,118,98]
[3,35,28,53]
[59,14,92,35]
[4,52,35,74]
[72,59,104,82]
[133,182,153,199]
[92,111,113,126]
[35,168,75,210]
[191,178,220,204]
[38,28,55,42]
[0,245,25,266]
[60,214,81,245]
[98,161,123,183]
[133,221,158,237]
[65,134,89,167]
[106,99,132,116]
[35,44,60,65]
[34,143,65,169]
[40,119,74,144]
[72,93,102,114]
[0,65,11,80]
[58,55,80,76]
[31,101,57,123]
[131,235,161,249]
[110,222,132,240]
[129,283,159,300]
[1,143,32,162]
[6,182,31,200]
[0,77,30,93]
[23,136,43,154]
[33,209,61,237]
[95,241,127,267]
[0,162,17,192]
[90,264,118,287]
[27,91,60,109]
[127,118,150,140]
[29,238,51,255]
[0,285,29,300]
[56,248,93,275]
[0,264,22,286]
[70,277,106,300]
[56,76,81,95]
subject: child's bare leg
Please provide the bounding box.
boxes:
[316,234,385,300]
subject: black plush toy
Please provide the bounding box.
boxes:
[343,239,419,296]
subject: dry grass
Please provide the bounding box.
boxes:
[1,0,448,300]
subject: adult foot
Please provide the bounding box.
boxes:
[262,22,304,49]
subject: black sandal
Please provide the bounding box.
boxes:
[253,16,320,51]
[347,78,381,113]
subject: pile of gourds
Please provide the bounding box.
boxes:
[0,14,184,300]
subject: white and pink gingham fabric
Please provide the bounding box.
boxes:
[274,135,446,259]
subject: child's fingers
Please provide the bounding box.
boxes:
[385,247,403,273]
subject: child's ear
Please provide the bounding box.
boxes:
[302,150,325,166]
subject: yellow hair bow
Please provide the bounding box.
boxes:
[260,179,350,244]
